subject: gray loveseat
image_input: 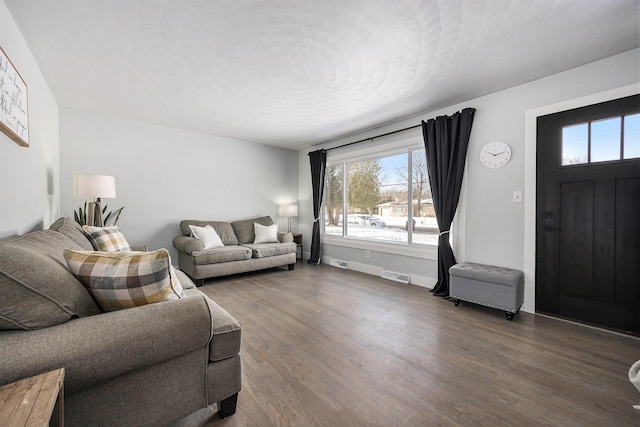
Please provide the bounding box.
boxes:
[173,216,296,285]
[0,218,242,426]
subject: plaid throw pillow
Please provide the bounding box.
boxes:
[82,225,132,252]
[63,248,185,312]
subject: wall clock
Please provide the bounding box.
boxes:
[480,141,511,168]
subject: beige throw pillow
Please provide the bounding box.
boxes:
[82,225,132,252]
[64,248,185,312]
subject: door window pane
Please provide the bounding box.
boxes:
[624,113,640,159]
[591,117,621,163]
[562,124,588,165]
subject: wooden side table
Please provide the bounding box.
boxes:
[292,233,303,260]
[0,368,65,427]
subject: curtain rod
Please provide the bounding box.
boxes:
[322,123,422,152]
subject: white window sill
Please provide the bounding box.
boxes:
[322,235,438,260]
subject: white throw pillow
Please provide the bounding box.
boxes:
[254,223,278,244]
[189,225,224,249]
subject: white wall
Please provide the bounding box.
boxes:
[59,108,299,261]
[298,48,640,313]
[0,2,59,238]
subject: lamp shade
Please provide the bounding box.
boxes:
[279,204,298,217]
[73,174,116,199]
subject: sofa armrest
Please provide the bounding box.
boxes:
[173,235,204,254]
[0,295,213,394]
[202,293,242,362]
[278,232,293,243]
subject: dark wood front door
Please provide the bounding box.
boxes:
[536,94,640,335]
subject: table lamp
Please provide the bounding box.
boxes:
[278,204,298,233]
[74,174,116,227]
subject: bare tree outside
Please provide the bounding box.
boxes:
[411,149,431,216]
[398,150,431,216]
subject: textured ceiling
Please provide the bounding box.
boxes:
[5,0,640,150]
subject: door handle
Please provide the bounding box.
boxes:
[542,226,561,232]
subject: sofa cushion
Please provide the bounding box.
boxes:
[192,246,252,266]
[243,242,297,258]
[173,268,196,290]
[63,249,185,312]
[0,231,102,330]
[49,217,94,250]
[189,224,224,249]
[180,220,238,246]
[82,225,132,252]
[231,216,274,244]
[254,223,279,244]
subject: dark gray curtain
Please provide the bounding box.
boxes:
[422,108,475,297]
[308,149,327,264]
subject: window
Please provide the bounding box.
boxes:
[561,113,640,165]
[323,145,438,246]
[624,113,640,159]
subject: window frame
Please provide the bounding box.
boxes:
[560,112,640,167]
[321,137,446,260]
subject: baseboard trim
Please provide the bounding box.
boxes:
[408,274,435,289]
[348,261,382,276]
[317,257,435,290]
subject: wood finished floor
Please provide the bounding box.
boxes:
[188,262,640,426]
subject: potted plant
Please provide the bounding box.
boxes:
[72,201,124,226]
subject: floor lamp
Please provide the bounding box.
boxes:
[74,174,117,227]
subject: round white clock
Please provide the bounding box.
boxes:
[480,141,511,168]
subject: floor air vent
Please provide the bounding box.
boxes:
[381,270,410,284]
[329,259,349,269]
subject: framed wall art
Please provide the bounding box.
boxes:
[0,46,29,147]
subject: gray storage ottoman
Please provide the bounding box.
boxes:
[449,262,524,320]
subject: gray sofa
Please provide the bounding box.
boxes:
[173,216,297,284]
[0,218,242,426]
